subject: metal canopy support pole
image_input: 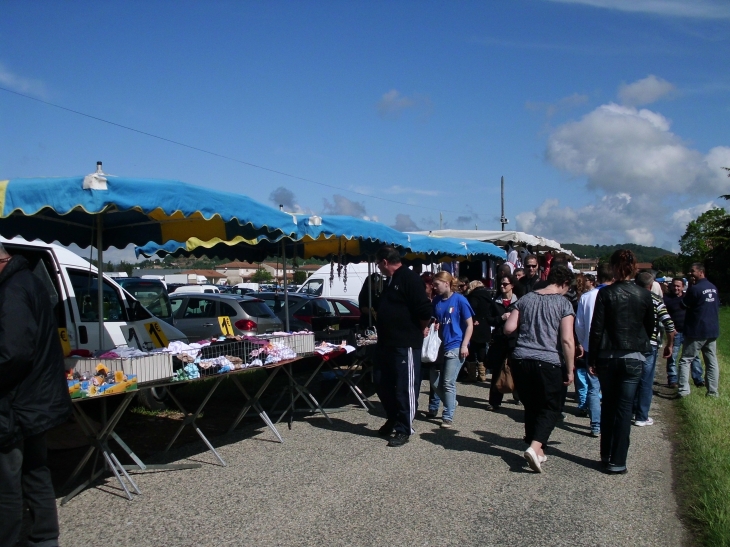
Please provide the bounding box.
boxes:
[367,259,373,328]
[282,241,290,331]
[97,213,105,350]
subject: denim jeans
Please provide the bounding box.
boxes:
[430,349,463,421]
[633,348,657,422]
[584,352,601,434]
[596,358,643,472]
[0,433,60,547]
[574,362,588,409]
[666,331,702,384]
[678,338,720,397]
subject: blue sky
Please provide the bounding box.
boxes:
[2,0,729,260]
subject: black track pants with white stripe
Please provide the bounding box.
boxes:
[377,346,421,435]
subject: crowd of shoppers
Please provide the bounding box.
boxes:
[372,245,721,477]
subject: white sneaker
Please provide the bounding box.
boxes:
[524,447,542,473]
[634,417,654,427]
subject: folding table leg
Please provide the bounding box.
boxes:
[227,374,283,442]
[275,362,332,425]
[165,377,227,466]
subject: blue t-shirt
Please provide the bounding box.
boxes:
[433,293,474,351]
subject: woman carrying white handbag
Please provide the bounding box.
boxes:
[427,271,474,428]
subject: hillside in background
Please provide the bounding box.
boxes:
[563,243,675,263]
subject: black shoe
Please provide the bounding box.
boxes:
[694,382,706,388]
[576,408,589,418]
[605,468,628,475]
[378,419,395,437]
[388,432,409,447]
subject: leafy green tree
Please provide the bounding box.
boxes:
[292,270,307,284]
[678,207,728,271]
[652,254,680,276]
[251,268,273,283]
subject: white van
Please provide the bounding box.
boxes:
[296,263,375,299]
[0,237,188,354]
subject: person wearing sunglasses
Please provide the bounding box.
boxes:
[484,273,520,411]
[519,255,541,293]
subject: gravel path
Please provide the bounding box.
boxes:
[56,375,686,547]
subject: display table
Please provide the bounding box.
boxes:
[320,343,377,410]
[61,392,200,505]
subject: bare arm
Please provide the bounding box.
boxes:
[560,315,575,386]
[503,308,519,335]
[460,316,474,359]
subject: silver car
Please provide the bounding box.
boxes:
[169,293,283,341]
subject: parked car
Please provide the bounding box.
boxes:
[172,284,221,294]
[256,292,340,332]
[114,277,175,325]
[169,293,283,341]
[324,298,361,329]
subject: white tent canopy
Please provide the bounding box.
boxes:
[407,230,577,259]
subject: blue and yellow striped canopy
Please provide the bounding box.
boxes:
[0,176,297,248]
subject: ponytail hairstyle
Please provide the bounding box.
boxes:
[433,271,458,291]
[610,249,637,281]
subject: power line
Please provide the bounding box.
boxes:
[0,86,465,214]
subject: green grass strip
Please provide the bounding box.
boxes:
[675,307,730,546]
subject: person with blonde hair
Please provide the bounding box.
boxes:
[428,271,474,428]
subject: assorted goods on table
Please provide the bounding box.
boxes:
[65,332,316,396]
[67,362,138,399]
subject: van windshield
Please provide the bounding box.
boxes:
[118,280,173,320]
[300,279,323,296]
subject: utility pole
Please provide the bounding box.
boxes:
[439,212,443,230]
[500,176,509,231]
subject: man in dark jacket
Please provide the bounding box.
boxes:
[0,244,71,547]
[677,263,720,397]
[375,246,432,447]
[519,255,540,293]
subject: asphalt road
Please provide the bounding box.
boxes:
[55,372,686,547]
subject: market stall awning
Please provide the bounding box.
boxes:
[0,174,297,249]
[403,233,506,262]
[406,229,573,256]
[136,214,412,262]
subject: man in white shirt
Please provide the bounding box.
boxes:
[574,263,613,437]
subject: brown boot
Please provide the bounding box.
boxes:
[465,361,478,382]
[477,362,487,382]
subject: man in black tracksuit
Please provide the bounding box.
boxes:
[375,246,432,447]
[0,245,71,547]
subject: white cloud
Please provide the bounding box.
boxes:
[535,93,730,248]
[618,75,675,106]
[546,102,729,195]
[376,89,432,120]
[515,193,664,246]
[670,201,719,230]
[268,186,310,214]
[526,92,589,118]
[384,185,440,197]
[545,0,730,19]
[391,214,421,232]
[0,62,48,99]
[322,195,369,218]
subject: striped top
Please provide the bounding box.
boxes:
[650,293,675,347]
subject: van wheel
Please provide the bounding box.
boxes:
[136,387,169,411]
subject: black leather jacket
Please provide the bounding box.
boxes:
[588,281,654,367]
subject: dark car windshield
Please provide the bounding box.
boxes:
[117,280,173,320]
